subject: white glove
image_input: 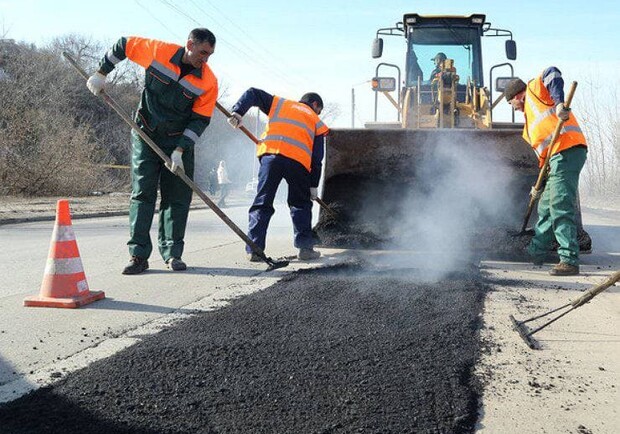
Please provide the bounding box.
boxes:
[530,186,542,201]
[167,149,184,174]
[227,112,243,129]
[555,103,570,121]
[310,187,318,200]
[86,72,107,96]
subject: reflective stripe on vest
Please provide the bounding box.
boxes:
[523,74,586,165]
[125,37,217,117]
[258,97,325,171]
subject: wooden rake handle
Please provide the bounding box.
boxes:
[571,270,620,308]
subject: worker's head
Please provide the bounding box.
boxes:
[504,78,527,112]
[432,52,447,67]
[184,28,216,68]
[300,92,324,115]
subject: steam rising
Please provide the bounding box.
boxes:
[377,133,517,276]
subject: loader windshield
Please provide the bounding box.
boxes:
[405,27,482,88]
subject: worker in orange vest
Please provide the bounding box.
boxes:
[227,88,329,261]
[86,28,218,274]
[504,67,587,276]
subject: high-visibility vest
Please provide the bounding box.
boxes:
[523,73,586,166]
[258,97,329,171]
[118,37,218,147]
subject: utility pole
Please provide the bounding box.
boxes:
[351,88,355,128]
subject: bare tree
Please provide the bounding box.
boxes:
[0,17,11,39]
[0,38,140,196]
[321,102,342,126]
[578,77,620,197]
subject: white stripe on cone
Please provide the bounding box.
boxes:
[44,257,85,275]
[51,225,76,242]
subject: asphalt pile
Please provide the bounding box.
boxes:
[314,175,592,257]
[0,264,487,434]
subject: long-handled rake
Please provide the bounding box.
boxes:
[63,52,288,272]
[510,270,620,349]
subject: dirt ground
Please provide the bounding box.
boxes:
[1,192,617,225]
[0,193,212,225]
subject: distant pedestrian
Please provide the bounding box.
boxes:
[504,67,587,276]
[227,88,328,262]
[217,160,231,207]
[208,167,218,195]
[86,28,218,274]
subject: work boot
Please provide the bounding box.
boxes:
[122,256,149,275]
[549,262,579,276]
[298,248,321,261]
[247,252,262,262]
[166,257,187,271]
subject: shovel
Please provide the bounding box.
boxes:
[215,103,341,218]
[514,81,578,236]
[63,52,288,272]
[510,269,620,349]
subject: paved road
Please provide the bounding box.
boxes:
[1,201,618,432]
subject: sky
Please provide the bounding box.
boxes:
[1,0,619,127]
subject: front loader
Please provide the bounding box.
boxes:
[316,14,591,256]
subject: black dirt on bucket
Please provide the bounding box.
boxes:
[0,264,488,433]
[315,175,592,258]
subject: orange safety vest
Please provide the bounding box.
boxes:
[523,73,586,167]
[258,97,329,171]
[125,37,218,120]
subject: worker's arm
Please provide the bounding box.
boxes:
[310,135,326,188]
[87,36,130,95]
[176,112,212,150]
[541,66,565,105]
[542,66,571,120]
[177,65,218,150]
[231,87,274,117]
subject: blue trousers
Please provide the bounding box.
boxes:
[246,154,314,253]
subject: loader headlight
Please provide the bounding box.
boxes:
[371,77,396,92]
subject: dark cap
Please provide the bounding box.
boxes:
[431,52,447,62]
[299,92,323,109]
[504,78,526,101]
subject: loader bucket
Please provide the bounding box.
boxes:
[315,128,591,258]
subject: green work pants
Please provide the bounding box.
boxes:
[528,146,587,266]
[127,129,194,261]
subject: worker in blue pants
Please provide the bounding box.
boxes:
[227,88,329,261]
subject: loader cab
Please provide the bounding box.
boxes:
[371,14,518,129]
[404,14,484,93]
[401,14,485,125]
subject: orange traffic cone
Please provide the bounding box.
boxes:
[24,200,105,308]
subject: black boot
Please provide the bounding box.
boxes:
[166,257,187,271]
[122,256,149,275]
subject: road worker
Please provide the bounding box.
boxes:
[86,28,218,274]
[504,67,587,276]
[429,52,447,81]
[227,88,329,261]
